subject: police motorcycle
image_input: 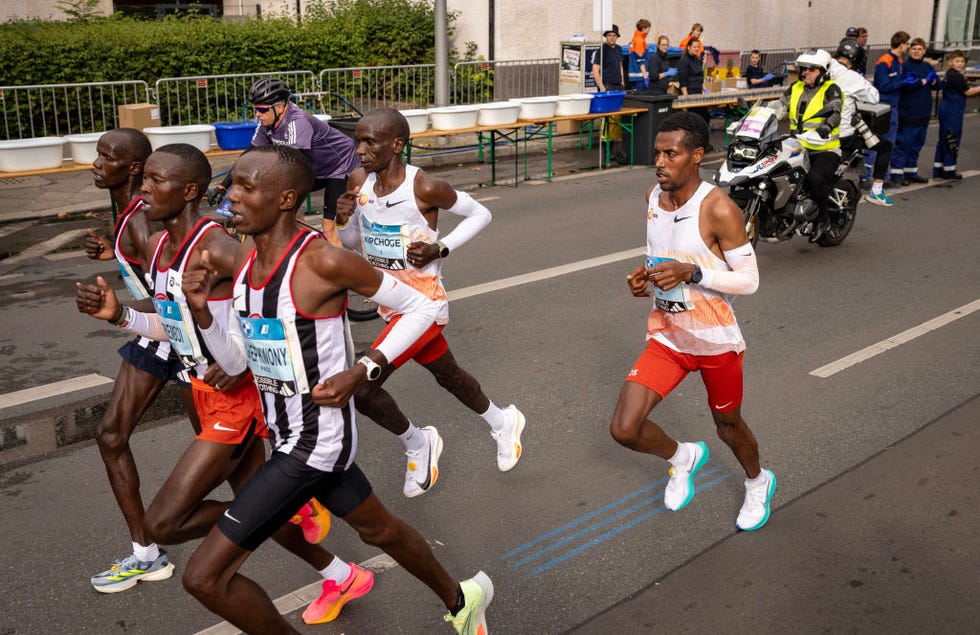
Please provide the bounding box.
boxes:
[714,98,861,248]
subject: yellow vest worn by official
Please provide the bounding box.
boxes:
[788,80,841,152]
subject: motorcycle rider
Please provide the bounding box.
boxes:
[830,40,895,207]
[769,49,843,242]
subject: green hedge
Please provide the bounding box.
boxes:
[0,0,462,86]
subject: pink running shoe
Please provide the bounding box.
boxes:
[289,497,331,544]
[302,563,375,624]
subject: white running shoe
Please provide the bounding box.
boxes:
[736,468,777,531]
[490,405,526,472]
[664,441,710,511]
[403,426,444,498]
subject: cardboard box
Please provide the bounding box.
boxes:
[118,103,161,131]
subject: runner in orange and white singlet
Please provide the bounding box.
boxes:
[335,108,526,498]
[609,111,777,532]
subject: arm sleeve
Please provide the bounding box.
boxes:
[198,308,249,376]
[438,191,492,253]
[336,210,362,251]
[118,307,169,341]
[698,244,759,295]
[368,273,440,363]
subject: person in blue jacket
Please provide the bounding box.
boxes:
[873,31,913,186]
[933,50,980,179]
[892,38,939,184]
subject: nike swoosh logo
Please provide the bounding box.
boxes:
[673,216,692,223]
[418,442,433,489]
[213,422,237,432]
[385,199,407,208]
[713,400,734,410]
[223,510,242,524]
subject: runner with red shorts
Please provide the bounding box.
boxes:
[609,112,776,531]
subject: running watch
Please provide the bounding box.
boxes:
[689,265,703,284]
[357,356,382,381]
[436,241,450,258]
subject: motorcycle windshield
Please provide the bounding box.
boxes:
[737,105,777,140]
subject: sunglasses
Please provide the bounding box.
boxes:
[253,104,275,113]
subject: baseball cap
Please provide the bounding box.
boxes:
[845,26,859,37]
[603,24,620,37]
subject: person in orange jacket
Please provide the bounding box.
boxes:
[628,19,652,89]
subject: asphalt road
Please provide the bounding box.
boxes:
[1,129,978,634]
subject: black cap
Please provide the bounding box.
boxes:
[845,26,859,37]
[603,24,620,37]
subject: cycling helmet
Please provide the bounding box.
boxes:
[796,49,832,83]
[835,40,862,69]
[248,78,291,105]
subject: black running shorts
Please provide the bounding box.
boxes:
[218,451,373,551]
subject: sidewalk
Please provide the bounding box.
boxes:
[0,133,643,226]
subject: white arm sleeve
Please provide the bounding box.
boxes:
[439,191,491,253]
[699,244,760,295]
[118,307,168,341]
[336,210,362,251]
[368,272,440,363]
[199,309,248,376]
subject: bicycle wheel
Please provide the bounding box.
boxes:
[346,289,379,322]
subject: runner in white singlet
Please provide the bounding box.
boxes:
[609,112,777,532]
[334,108,527,498]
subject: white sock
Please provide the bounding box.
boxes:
[399,422,427,454]
[133,542,159,562]
[746,470,769,487]
[668,442,692,468]
[318,556,352,584]
[480,401,507,432]
[872,181,883,195]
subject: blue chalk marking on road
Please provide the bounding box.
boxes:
[502,470,731,576]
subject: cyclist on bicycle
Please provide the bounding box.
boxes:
[207,78,360,239]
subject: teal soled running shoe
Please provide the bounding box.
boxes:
[736,469,777,531]
[664,441,710,511]
[91,551,174,593]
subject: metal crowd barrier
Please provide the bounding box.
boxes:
[318,64,436,113]
[452,58,560,104]
[154,70,318,126]
[0,81,151,141]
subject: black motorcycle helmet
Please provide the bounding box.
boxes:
[835,39,863,70]
[247,78,291,105]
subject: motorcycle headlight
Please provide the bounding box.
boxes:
[730,144,759,162]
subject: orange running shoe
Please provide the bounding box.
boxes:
[302,563,375,624]
[289,497,331,543]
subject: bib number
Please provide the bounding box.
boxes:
[646,255,692,313]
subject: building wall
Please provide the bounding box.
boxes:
[2,0,113,21]
[449,0,937,60]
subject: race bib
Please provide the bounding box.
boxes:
[152,297,206,367]
[646,255,692,313]
[117,259,149,301]
[238,315,310,397]
[360,215,407,270]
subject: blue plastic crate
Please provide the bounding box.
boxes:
[589,91,626,113]
[213,121,257,150]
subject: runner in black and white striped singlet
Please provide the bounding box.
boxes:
[147,217,233,380]
[233,229,357,472]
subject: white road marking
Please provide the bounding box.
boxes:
[474,195,500,202]
[194,554,400,634]
[810,299,980,378]
[44,249,87,261]
[448,247,645,301]
[1,228,87,266]
[0,373,114,410]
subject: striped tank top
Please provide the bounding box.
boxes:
[233,230,356,472]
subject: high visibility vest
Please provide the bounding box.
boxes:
[789,80,841,152]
